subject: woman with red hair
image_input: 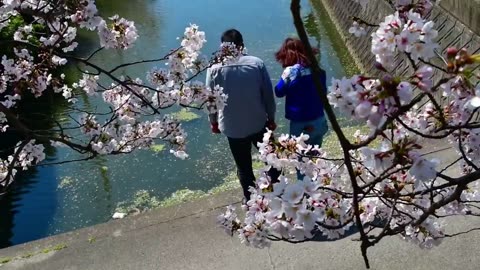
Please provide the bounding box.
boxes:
[275,37,328,149]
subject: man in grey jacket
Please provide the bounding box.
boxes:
[206,29,279,201]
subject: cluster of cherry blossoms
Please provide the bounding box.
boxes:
[219,125,453,248]
[349,21,367,38]
[327,64,438,131]
[372,11,438,67]
[0,0,132,111]
[0,0,240,187]
[0,140,45,187]
[97,15,138,49]
[146,25,230,114]
[350,0,439,67]
[0,112,7,132]
[218,130,355,246]
[219,0,480,260]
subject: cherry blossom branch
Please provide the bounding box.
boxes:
[290,0,351,149]
[441,227,480,238]
[3,140,29,187]
[85,47,105,62]
[457,129,479,171]
[32,155,97,167]
[419,58,448,73]
[107,47,181,73]
[70,56,163,114]
[396,117,452,139]
[351,16,379,27]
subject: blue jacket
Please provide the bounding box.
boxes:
[275,64,326,122]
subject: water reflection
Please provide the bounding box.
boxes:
[0,147,58,248]
[0,0,356,248]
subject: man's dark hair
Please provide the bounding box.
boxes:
[221,29,244,47]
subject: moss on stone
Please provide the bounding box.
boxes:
[53,244,67,251]
[0,257,11,264]
[20,253,34,259]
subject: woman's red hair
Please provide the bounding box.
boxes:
[275,38,319,68]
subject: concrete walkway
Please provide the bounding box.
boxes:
[1,146,480,270]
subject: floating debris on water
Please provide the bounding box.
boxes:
[112,212,127,219]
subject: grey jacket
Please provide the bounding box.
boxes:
[206,55,276,138]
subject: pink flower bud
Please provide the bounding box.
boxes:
[446,47,458,59]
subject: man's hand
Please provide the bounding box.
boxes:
[211,122,221,134]
[266,120,277,131]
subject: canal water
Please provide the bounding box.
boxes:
[0,0,358,248]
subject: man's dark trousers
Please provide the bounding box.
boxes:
[227,128,281,200]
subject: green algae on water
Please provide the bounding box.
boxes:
[115,190,162,214]
[115,124,378,218]
[150,144,166,153]
[172,108,201,122]
[159,189,207,208]
[58,176,75,189]
[113,164,257,217]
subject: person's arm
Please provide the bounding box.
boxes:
[274,66,293,98]
[206,68,220,133]
[260,63,276,123]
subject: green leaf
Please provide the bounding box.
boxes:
[471,54,480,63]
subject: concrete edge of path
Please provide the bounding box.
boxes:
[0,189,242,260]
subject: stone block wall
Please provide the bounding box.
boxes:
[439,0,480,36]
[318,0,480,93]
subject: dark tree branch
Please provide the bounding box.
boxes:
[291,0,370,267]
[351,16,379,27]
[107,47,181,74]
